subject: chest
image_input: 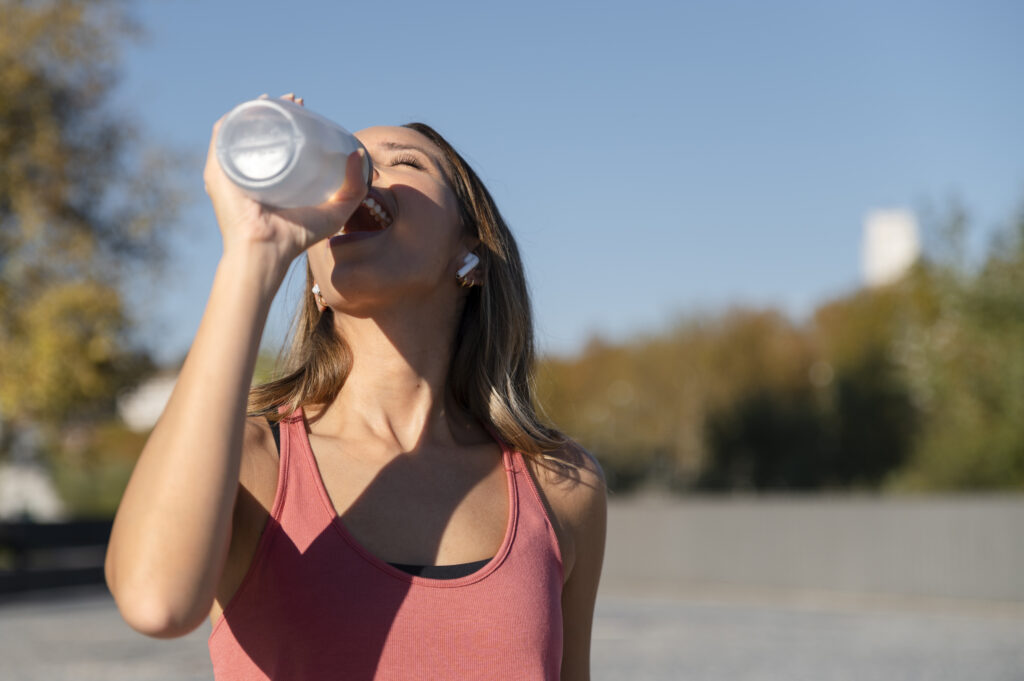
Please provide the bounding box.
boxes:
[213,432,574,631]
[306,435,511,566]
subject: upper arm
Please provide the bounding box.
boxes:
[542,444,608,681]
[208,415,280,628]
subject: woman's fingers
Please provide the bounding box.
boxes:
[273,150,369,249]
[203,115,229,195]
[206,94,342,255]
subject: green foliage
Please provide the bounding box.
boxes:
[701,388,825,491]
[0,0,182,521]
[0,0,179,461]
[538,309,819,492]
[1,280,154,423]
[888,214,1024,491]
[540,203,1024,494]
[42,420,150,516]
[253,350,283,386]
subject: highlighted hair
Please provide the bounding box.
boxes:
[247,123,566,457]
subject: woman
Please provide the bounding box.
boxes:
[105,94,607,681]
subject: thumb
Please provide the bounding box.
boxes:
[275,150,369,243]
[328,148,370,204]
[310,149,370,232]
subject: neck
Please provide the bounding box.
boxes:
[309,300,481,455]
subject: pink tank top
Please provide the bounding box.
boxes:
[208,406,564,680]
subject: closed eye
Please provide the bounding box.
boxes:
[390,153,424,170]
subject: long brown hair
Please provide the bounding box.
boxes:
[247,123,566,458]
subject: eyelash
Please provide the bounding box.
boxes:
[390,154,424,170]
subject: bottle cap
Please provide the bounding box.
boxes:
[216,100,302,186]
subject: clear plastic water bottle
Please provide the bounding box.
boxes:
[215,97,372,208]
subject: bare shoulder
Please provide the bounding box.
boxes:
[530,440,607,517]
[242,413,277,455]
[536,441,607,681]
[523,440,607,577]
[228,414,281,561]
[239,415,279,502]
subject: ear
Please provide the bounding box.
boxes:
[313,283,328,313]
[455,249,484,288]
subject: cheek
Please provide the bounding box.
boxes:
[432,186,465,244]
[397,184,463,242]
[307,249,331,283]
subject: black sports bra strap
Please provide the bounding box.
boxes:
[267,417,281,454]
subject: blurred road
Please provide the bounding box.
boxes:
[1,584,1021,681]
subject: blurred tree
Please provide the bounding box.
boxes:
[540,201,1024,494]
[701,388,826,491]
[0,0,180,467]
[539,309,818,492]
[695,310,834,491]
[47,419,150,515]
[889,209,1024,490]
[253,350,282,386]
[810,285,920,488]
[700,287,921,493]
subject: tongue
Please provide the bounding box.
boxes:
[343,203,384,233]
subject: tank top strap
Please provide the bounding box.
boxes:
[485,428,565,581]
[270,405,338,553]
[483,424,515,470]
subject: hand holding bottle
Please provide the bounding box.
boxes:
[203,94,369,268]
[109,94,365,637]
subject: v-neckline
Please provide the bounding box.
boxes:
[292,406,519,588]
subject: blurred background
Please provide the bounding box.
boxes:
[1,1,1022,679]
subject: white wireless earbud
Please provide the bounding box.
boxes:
[457,253,480,278]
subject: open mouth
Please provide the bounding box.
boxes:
[336,189,393,235]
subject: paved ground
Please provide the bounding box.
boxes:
[1,584,1022,680]
[593,588,1024,681]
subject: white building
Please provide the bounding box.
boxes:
[862,209,921,288]
[0,461,67,521]
[117,371,178,432]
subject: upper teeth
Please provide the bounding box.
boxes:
[363,197,391,227]
[335,196,392,236]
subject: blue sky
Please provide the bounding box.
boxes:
[114,0,1024,366]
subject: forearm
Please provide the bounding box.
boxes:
[105,248,286,637]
